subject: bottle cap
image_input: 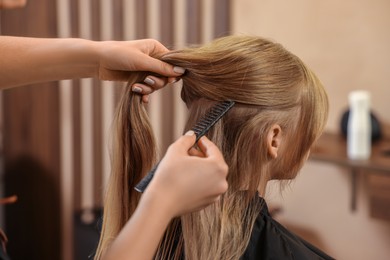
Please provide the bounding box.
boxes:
[349,90,370,107]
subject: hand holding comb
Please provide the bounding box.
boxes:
[134,100,235,193]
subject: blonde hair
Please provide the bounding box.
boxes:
[95,35,329,259]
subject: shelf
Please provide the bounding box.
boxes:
[309,131,390,212]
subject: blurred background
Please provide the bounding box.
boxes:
[0,0,389,259]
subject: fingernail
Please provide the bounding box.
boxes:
[173,66,185,74]
[132,86,142,93]
[144,77,155,86]
[185,130,195,136]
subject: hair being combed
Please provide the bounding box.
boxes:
[94,71,157,259]
[95,35,328,259]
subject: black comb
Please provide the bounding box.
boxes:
[134,100,235,193]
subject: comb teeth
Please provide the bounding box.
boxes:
[192,100,235,142]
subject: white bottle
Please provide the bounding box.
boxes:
[347,90,371,160]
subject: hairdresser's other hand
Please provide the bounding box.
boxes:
[145,131,228,217]
[96,39,184,101]
[102,134,226,260]
[0,0,27,9]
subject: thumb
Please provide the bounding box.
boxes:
[170,130,196,153]
[144,57,185,77]
[197,136,224,160]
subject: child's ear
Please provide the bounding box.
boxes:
[267,124,282,159]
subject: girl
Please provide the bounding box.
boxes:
[98,35,332,260]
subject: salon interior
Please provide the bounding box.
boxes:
[0,0,389,259]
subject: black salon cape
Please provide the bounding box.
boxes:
[92,195,334,260]
[241,196,334,260]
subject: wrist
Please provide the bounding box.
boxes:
[140,186,177,220]
[39,38,99,80]
[73,38,100,78]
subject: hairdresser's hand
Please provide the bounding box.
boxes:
[96,39,184,102]
[0,37,183,90]
[145,131,228,217]
[103,134,227,260]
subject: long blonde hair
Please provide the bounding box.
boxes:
[95,35,329,259]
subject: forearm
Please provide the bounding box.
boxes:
[103,192,173,260]
[0,36,98,89]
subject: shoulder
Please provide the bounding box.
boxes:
[242,197,334,260]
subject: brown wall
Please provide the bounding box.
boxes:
[1,1,61,259]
